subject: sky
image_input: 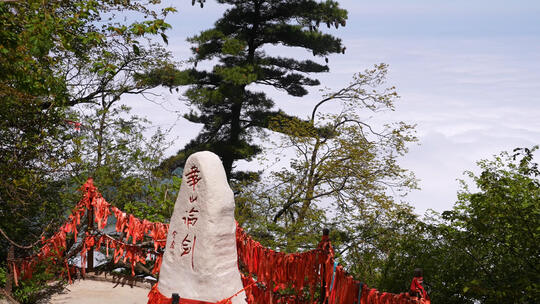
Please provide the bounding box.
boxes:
[125,0,540,215]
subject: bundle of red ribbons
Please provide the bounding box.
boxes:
[9,179,168,285]
[10,178,427,304]
[237,227,361,304]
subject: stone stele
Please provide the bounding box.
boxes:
[158,151,246,304]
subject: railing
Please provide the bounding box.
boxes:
[6,178,429,304]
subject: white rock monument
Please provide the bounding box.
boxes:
[158,151,246,304]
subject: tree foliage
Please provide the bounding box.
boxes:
[1,1,181,300]
[0,0,175,261]
[375,147,540,304]
[1,0,87,255]
[145,0,348,179]
[237,65,418,260]
[3,2,538,304]
[65,103,173,212]
[438,147,540,303]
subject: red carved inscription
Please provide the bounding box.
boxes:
[185,166,201,190]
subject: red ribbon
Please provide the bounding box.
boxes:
[10,178,428,304]
[147,282,255,304]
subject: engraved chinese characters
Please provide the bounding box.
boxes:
[157,152,246,304]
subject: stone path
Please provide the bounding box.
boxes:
[0,298,11,304]
[48,279,150,304]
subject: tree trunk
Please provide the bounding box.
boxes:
[297,138,321,226]
[88,98,111,271]
[223,98,243,179]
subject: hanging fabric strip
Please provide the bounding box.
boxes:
[329,261,338,293]
[148,281,256,304]
[9,178,426,304]
[357,282,363,304]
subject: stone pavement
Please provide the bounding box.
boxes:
[48,278,150,304]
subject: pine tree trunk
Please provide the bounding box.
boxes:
[223,96,243,179]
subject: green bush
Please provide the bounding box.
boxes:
[0,265,6,287]
[12,259,64,304]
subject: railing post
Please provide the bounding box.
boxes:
[172,293,180,304]
[5,245,14,296]
[319,228,330,304]
[87,208,94,272]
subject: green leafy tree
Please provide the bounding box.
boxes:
[58,0,178,273]
[0,0,91,259]
[123,175,182,223]
[380,147,540,304]
[0,0,177,282]
[358,148,540,304]
[436,147,540,303]
[146,0,348,180]
[363,211,460,302]
[59,20,176,210]
[66,103,171,208]
[237,65,418,259]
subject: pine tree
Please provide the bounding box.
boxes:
[147,0,347,179]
